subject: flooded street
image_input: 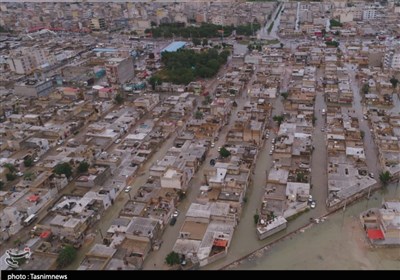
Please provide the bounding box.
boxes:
[227,183,400,270]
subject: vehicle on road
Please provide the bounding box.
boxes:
[124,186,132,193]
[211,142,215,148]
[173,210,179,217]
[310,201,316,209]
[170,217,177,226]
[115,138,122,144]
[308,195,313,203]
[369,173,374,178]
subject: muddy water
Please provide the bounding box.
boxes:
[227,183,400,270]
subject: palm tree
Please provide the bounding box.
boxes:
[379,171,392,186]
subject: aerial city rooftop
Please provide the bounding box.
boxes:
[0,0,399,271]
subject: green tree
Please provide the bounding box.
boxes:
[379,171,392,186]
[229,89,237,96]
[273,115,285,126]
[24,157,33,167]
[149,75,162,90]
[312,115,317,125]
[23,172,35,181]
[329,19,343,27]
[4,163,16,173]
[219,147,231,158]
[57,245,77,269]
[202,95,212,105]
[296,172,306,183]
[281,92,289,100]
[192,37,201,46]
[361,83,370,95]
[6,173,16,182]
[390,77,399,89]
[0,180,4,190]
[54,162,73,178]
[360,130,365,140]
[114,93,124,105]
[202,38,208,46]
[165,251,180,266]
[253,214,259,225]
[77,161,90,173]
[194,111,203,120]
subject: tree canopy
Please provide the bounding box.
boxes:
[146,22,261,39]
[379,171,392,186]
[150,48,230,85]
[54,162,73,178]
[165,251,180,266]
[57,245,77,269]
[219,147,231,158]
[77,161,90,173]
[24,157,33,167]
[273,115,285,126]
[390,77,399,89]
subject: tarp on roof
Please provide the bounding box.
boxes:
[40,230,51,239]
[367,229,384,240]
[213,239,228,247]
[28,195,40,202]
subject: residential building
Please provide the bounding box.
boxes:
[14,79,54,98]
[90,18,106,31]
[105,56,134,85]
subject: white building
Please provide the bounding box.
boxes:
[391,53,400,70]
[363,9,376,21]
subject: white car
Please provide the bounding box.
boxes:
[115,138,122,144]
[16,172,23,177]
[211,142,215,148]
[369,173,374,178]
[124,186,132,193]
[173,210,179,217]
[269,150,273,155]
[310,201,316,209]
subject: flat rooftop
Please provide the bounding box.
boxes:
[180,221,208,240]
[161,41,186,53]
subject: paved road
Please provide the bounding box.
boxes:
[345,63,381,178]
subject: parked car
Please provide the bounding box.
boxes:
[369,173,374,178]
[170,217,177,226]
[173,210,179,217]
[115,138,122,144]
[310,201,316,209]
[124,186,132,193]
